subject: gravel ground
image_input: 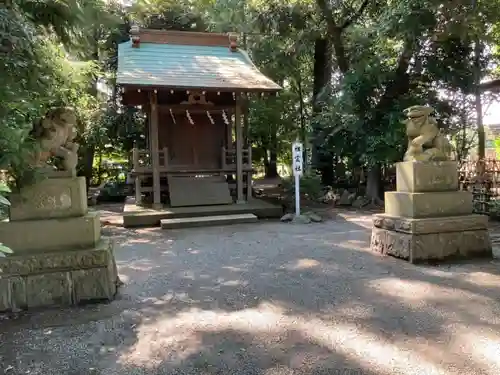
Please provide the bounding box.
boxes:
[1,212,500,375]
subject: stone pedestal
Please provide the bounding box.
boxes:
[0,177,119,312]
[371,161,492,263]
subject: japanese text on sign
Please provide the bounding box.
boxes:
[292,142,303,176]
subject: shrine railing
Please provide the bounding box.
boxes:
[132,148,169,173]
[131,147,252,173]
[221,147,252,170]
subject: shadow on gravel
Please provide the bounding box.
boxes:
[1,215,500,375]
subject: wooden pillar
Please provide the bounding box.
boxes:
[247,146,253,201]
[226,113,233,149]
[132,148,142,205]
[146,107,151,151]
[235,93,244,203]
[243,94,252,200]
[150,91,161,209]
[243,93,249,147]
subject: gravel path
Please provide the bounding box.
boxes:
[1,213,500,375]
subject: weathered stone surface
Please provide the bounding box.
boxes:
[9,176,87,221]
[0,239,113,276]
[414,229,491,262]
[385,191,473,218]
[108,251,119,291]
[403,105,453,162]
[72,268,116,303]
[281,213,294,222]
[0,277,10,311]
[0,240,118,312]
[10,276,27,311]
[320,190,336,204]
[372,213,489,234]
[396,161,458,193]
[371,227,492,263]
[352,196,371,209]
[25,272,72,308]
[305,212,323,223]
[293,215,311,224]
[371,227,411,259]
[0,211,100,253]
[337,190,355,206]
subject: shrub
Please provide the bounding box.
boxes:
[489,199,500,219]
[0,182,13,257]
[281,172,325,202]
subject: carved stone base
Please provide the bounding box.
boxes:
[0,212,100,253]
[370,223,492,264]
[9,176,87,221]
[395,161,459,192]
[384,191,473,218]
[0,239,118,312]
[372,213,489,234]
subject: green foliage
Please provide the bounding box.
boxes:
[489,199,500,218]
[93,106,146,153]
[281,172,324,201]
[15,0,84,45]
[0,6,70,186]
[3,0,500,193]
[311,0,500,169]
[0,182,10,214]
[0,243,13,258]
[0,182,13,256]
[1,0,127,187]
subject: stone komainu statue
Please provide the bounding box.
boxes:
[31,107,79,176]
[403,105,454,162]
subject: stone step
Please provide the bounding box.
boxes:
[161,213,258,229]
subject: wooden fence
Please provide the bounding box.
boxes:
[376,159,500,215]
[458,158,500,215]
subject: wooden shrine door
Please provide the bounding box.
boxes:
[168,113,223,170]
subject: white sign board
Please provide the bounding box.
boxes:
[292,142,303,176]
[292,141,303,216]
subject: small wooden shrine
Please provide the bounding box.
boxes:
[117,27,282,226]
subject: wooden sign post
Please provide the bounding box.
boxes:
[292,141,303,216]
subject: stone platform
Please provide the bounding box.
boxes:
[0,212,100,253]
[123,197,282,228]
[0,176,119,312]
[371,161,492,263]
[371,214,491,263]
[0,240,117,311]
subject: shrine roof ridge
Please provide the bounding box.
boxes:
[134,28,234,47]
[117,30,282,92]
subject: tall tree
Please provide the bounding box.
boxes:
[311,0,500,201]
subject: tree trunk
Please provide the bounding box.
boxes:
[266,150,278,178]
[312,38,334,184]
[97,150,103,185]
[474,39,485,160]
[262,147,278,178]
[79,32,100,192]
[366,164,383,205]
[265,130,279,178]
[79,145,95,192]
[262,147,269,173]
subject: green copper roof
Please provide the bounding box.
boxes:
[117,41,281,92]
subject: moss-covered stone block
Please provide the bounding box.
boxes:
[0,212,100,253]
[9,176,87,221]
[396,161,458,193]
[0,239,118,312]
[384,191,473,218]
